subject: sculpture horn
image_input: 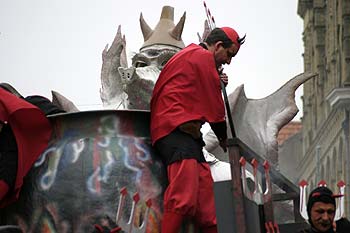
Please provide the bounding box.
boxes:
[140,6,185,50]
[170,12,186,40]
[140,13,153,41]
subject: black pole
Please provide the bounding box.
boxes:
[220,79,247,233]
[220,80,236,138]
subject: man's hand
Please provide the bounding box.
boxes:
[219,138,228,152]
[220,72,228,87]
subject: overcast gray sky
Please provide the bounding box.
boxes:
[0,0,305,119]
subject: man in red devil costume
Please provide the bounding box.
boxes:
[0,83,64,208]
[150,27,245,233]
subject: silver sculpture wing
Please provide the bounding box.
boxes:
[204,72,317,166]
[100,25,128,109]
[197,20,211,43]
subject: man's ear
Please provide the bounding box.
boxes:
[214,41,223,51]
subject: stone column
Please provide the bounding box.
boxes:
[343,12,350,85]
[313,3,326,126]
[342,110,350,216]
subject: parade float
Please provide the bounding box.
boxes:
[1,4,338,233]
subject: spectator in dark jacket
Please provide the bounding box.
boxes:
[335,217,350,233]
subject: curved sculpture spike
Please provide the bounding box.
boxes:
[204,72,317,167]
[116,189,150,233]
[251,159,263,204]
[100,25,127,108]
[198,19,211,43]
[121,34,128,68]
[263,161,272,202]
[265,221,279,233]
[110,25,123,54]
[299,180,308,220]
[240,157,254,201]
[318,180,327,187]
[51,90,79,112]
[116,187,128,224]
[170,12,186,40]
[139,13,153,42]
[335,180,346,220]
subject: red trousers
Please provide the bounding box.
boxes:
[162,159,217,233]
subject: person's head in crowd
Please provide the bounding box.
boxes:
[307,186,342,232]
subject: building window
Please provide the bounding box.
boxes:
[326,156,331,184]
[332,148,337,184]
[337,138,344,180]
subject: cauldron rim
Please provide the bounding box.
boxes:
[47,109,150,119]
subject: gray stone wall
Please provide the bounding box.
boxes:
[297,0,350,215]
[279,132,302,183]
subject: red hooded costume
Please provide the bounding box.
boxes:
[150,43,226,144]
[0,88,52,207]
[150,43,227,233]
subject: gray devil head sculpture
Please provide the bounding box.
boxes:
[100,6,186,110]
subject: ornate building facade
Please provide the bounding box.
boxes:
[297,0,350,215]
